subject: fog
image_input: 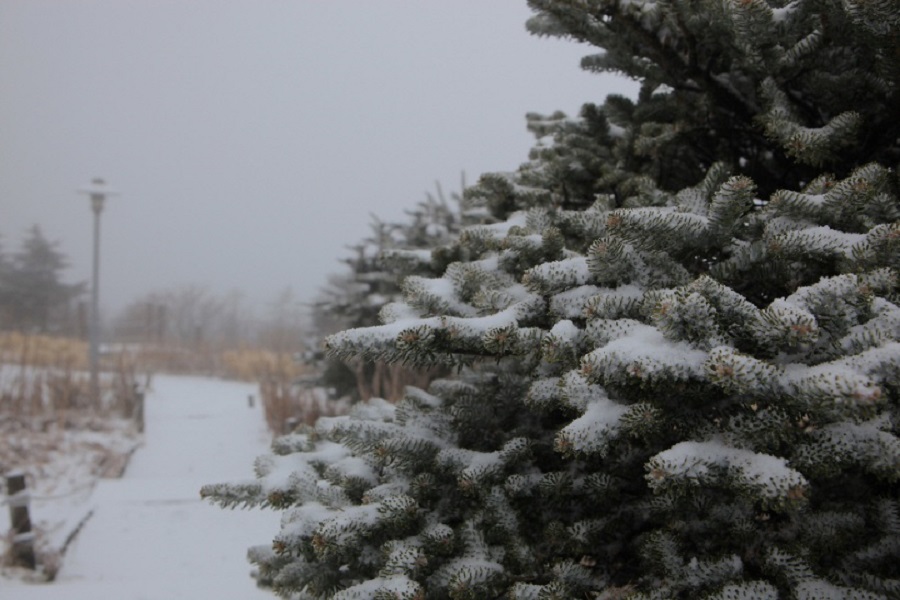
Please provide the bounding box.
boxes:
[0,0,636,318]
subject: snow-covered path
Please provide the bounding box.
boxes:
[7,375,280,600]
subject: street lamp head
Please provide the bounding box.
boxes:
[77,177,120,214]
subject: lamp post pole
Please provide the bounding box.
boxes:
[89,188,103,403]
[79,178,117,405]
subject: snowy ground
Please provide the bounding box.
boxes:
[3,374,280,599]
[1,412,138,579]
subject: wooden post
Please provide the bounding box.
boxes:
[6,471,36,569]
[134,388,145,433]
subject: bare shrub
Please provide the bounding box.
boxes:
[258,376,350,435]
[353,360,444,403]
[0,333,146,428]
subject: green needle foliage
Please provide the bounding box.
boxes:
[205,1,900,598]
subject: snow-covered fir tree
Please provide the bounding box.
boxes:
[314,184,462,336]
[311,186,462,401]
[204,1,900,597]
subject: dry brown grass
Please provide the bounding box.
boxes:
[80,343,308,382]
[221,348,307,382]
[256,359,441,435]
[353,360,445,403]
[0,333,87,370]
[0,334,144,576]
[258,376,350,434]
[109,344,210,375]
[222,346,352,434]
[0,333,142,425]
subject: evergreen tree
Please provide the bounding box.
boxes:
[312,185,463,401]
[0,225,84,332]
[205,1,900,598]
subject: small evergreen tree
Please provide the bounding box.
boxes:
[205,1,899,598]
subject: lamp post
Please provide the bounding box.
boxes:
[78,178,118,404]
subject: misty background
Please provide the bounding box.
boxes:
[0,0,636,322]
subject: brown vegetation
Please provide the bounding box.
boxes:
[258,378,351,434]
[221,348,307,382]
[0,333,143,575]
[0,333,141,425]
[353,360,443,403]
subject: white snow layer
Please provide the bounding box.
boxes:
[557,396,629,456]
[648,440,807,500]
[583,322,708,382]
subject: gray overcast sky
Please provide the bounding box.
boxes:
[0,0,636,316]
